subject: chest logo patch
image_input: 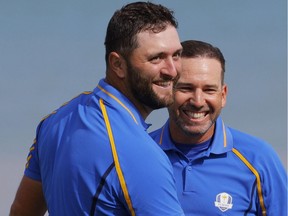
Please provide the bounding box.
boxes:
[214,192,233,212]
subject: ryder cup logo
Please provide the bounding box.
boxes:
[214,192,233,212]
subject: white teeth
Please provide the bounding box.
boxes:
[156,81,171,87]
[185,112,205,119]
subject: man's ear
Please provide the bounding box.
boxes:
[108,52,126,78]
[221,84,228,108]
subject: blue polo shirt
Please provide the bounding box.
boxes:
[25,79,184,216]
[150,117,287,215]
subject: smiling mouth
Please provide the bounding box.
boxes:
[183,111,207,119]
[154,80,172,88]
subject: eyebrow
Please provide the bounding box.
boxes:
[152,48,182,57]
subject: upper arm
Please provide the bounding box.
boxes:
[10,175,47,216]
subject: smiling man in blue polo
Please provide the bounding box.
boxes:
[150,40,287,215]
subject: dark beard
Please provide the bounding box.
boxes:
[126,60,174,110]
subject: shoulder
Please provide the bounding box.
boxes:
[229,127,271,150]
[228,127,283,170]
[36,91,96,138]
[42,91,94,121]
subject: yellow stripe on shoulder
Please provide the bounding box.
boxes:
[97,85,138,124]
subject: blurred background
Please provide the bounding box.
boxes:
[0,0,286,215]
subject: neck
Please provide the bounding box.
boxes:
[105,75,152,120]
[169,121,214,144]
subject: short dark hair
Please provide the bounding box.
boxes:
[104,1,178,65]
[181,40,226,83]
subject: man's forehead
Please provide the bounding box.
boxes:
[136,26,181,49]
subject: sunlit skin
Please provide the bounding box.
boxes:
[107,25,183,119]
[168,57,227,144]
[127,26,183,118]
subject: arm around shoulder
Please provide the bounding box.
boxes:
[10,175,47,216]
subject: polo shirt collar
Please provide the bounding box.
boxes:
[210,117,233,154]
[160,117,233,155]
[94,79,149,130]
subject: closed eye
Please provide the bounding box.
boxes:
[150,56,159,63]
[149,53,164,64]
[172,51,182,60]
[174,84,193,92]
[204,88,219,94]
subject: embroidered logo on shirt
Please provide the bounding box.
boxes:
[214,192,233,212]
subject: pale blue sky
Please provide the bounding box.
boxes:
[0,0,286,214]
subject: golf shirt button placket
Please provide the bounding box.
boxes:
[184,165,194,191]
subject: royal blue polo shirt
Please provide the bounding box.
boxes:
[25,79,184,216]
[150,117,287,215]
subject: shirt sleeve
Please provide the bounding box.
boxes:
[260,144,287,215]
[24,123,42,182]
